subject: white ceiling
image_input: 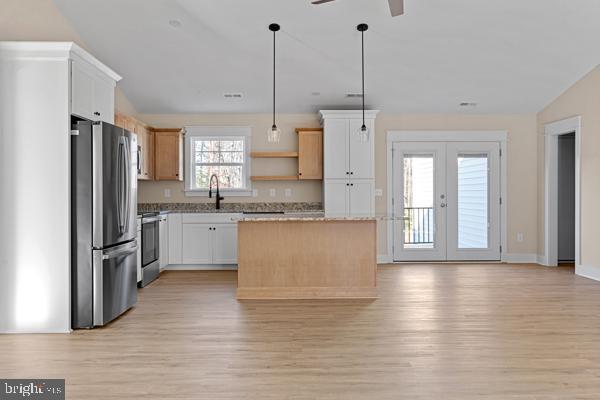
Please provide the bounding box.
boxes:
[54,0,600,114]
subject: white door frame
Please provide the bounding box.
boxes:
[543,116,581,268]
[386,131,508,263]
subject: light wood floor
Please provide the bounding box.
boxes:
[2,264,600,399]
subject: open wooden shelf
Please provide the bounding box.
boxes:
[251,151,298,158]
[250,175,298,181]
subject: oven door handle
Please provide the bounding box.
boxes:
[102,242,138,260]
[141,216,160,224]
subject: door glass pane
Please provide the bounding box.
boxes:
[403,155,434,249]
[457,154,488,249]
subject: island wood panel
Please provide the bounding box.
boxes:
[237,219,377,299]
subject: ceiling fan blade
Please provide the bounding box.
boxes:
[388,0,404,16]
[312,0,336,4]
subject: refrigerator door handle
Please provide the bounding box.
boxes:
[102,241,138,260]
[116,137,127,234]
[123,138,131,233]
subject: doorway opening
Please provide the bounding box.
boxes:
[543,116,581,270]
[557,133,575,264]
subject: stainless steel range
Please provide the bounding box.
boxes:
[139,212,160,287]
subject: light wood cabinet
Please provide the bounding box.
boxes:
[114,112,154,180]
[154,130,183,181]
[137,124,154,180]
[296,128,323,180]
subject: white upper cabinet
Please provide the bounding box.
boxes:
[70,51,119,124]
[71,63,95,120]
[323,118,349,179]
[348,118,374,179]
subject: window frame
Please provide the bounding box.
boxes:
[184,126,252,197]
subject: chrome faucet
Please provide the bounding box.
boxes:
[208,174,224,210]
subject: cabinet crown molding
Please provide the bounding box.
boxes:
[0,41,121,81]
[319,110,380,121]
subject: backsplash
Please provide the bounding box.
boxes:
[138,202,323,213]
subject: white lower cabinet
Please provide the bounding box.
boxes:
[158,215,169,270]
[182,224,212,264]
[324,180,374,217]
[169,213,239,266]
[212,224,238,264]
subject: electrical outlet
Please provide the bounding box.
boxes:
[164,188,171,198]
[375,188,383,197]
[252,189,258,197]
[269,188,276,197]
[284,188,292,197]
[517,233,524,243]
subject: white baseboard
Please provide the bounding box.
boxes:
[163,264,238,271]
[502,253,538,263]
[536,254,552,266]
[575,264,600,281]
[377,254,393,264]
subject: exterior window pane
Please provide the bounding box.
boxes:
[191,137,246,190]
[457,154,489,249]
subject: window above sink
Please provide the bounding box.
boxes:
[183,126,252,197]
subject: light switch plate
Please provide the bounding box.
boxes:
[284,188,292,197]
[375,188,383,197]
[517,233,524,242]
[269,188,276,197]
[164,188,171,198]
[252,189,258,197]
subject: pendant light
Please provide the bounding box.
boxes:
[356,23,370,143]
[267,23,281,143]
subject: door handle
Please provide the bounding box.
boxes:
[440,203,446,208]
[102,242,138,260]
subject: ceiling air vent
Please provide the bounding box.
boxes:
[223,93,243,99]
[459,102,478,107]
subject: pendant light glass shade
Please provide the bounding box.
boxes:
[267,124,282,143]
[355,23,369,143]
[268,23,281,143]
[355,123,370,143]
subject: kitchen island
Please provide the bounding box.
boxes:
[236,215,377,299]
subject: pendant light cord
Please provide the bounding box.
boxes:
[361,29,365,129]
[272,29,276,129]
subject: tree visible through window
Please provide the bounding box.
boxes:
[191,137,246,190]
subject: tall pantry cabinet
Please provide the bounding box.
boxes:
[320,110,379,217]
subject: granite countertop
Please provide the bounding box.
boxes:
[138,202,323,214]
[234,215,376,222]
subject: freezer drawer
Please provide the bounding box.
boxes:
[92,241,138,326]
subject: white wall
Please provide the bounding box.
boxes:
[0,51,72,333]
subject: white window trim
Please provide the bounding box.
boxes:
[184,126,252,197]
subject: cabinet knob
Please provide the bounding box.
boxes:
[350,172,354,175]
[299,172,302,176]
[346,172,349,175]
[351,183,354,186]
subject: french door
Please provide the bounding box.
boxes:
[393,142,501,261]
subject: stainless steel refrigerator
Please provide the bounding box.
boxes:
[71,121,138,328]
